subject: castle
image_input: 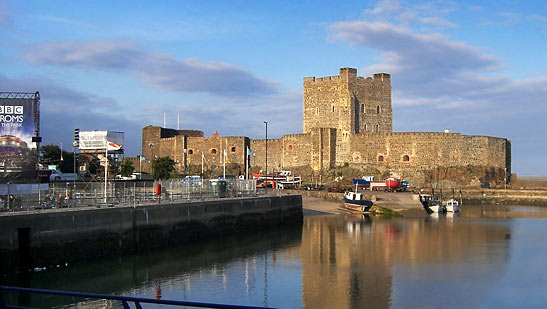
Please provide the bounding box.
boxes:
[140,68,511,187]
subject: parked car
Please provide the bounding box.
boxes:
[217,175,236,180]
[115,174,137,180]
[49,170,77,181]
[256,178,266,188]
[183,175,202,185]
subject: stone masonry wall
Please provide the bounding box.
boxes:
[281,133,312,169]
[186,136,249,175]
[303,73,347,134]
[304,68,392,163]
[350,73,392,134]
[142,126,203,161]
[339,132,510,186]
[250,129,337,174]
[250,138,282,174]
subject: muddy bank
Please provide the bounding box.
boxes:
[295,190,426,218]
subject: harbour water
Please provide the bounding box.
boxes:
[3,204,547,308]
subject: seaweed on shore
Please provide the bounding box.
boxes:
[369,206,403,218]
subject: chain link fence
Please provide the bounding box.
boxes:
[0,178,281,212]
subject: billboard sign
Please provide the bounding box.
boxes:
[0,92,40,182]
[79,131,124,152]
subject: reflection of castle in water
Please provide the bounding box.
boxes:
[301,215,511,308]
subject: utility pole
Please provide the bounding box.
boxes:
[264,120,268,177]
[73,128,79,188]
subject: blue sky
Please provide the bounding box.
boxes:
[0,0,546,175]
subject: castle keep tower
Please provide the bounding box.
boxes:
[303,67,392,134]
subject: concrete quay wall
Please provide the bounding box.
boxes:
[461,189,547,206]
[0,195,302,274]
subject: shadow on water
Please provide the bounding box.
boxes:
[1,224,303,308]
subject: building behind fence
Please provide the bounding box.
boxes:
[0,178,265,212]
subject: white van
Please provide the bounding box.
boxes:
[183,175,201,185]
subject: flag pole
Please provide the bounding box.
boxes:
[104,142,108,204]
[246,147,250,180]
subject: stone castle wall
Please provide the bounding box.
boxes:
[136,67,511,187]
[142,126,249,174]
[303,72,347,133]
[350,72,392,134]
[251,138,283,174]
[250,128,337,174]
[341,132,509,169]
[142,125,203,161]
[186,136,249,174]
[303,68,392,162]
[303,68,392,135]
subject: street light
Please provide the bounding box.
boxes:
[138,155,142,180]
[264,120,268,178]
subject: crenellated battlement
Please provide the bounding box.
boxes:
[304,68,390,85]
[303,75,341,83]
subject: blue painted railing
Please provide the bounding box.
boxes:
[0,286,273,309]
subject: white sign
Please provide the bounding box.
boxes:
[79,131,124,150]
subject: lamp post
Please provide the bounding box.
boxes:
[149,143,154,176]
[138,155,142,180]
[264,120,268,178]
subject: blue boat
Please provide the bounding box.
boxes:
[352,178,370,188]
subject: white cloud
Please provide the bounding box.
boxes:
[24,40,279,98]
[0,73,300,156]
[0,0,11,26]
[365,0,458,29]
[419,17,458,28]
[329,17,547,175]
[532,14,547,23]
[330,21,500,82]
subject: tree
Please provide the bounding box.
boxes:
[120,160,135,177]
[40,144,61,167]
[152,157,175,180]
[40,144,75,172]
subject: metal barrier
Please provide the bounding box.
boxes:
[0,179,282,212]
[0,286,274,309]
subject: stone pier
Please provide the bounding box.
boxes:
[0,195,302,274]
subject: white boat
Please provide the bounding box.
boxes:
[419,193,445,213]
[445,199,460,213]
[428,204,444,213]
[343,190,373,213]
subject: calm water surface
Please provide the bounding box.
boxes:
[4,204,547,308]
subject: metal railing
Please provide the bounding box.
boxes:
[0,286,274,308]
[0,179,282,212]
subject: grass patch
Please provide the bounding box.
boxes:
[369,206,403,218]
